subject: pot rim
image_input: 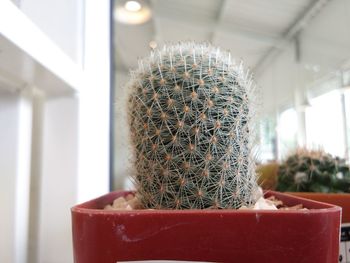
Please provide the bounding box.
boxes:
[71,190,341,215]
[287,192,350,196]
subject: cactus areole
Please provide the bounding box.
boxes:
[127,42,259,209]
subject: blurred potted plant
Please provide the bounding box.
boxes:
[276,148,350,223]
[71,43,341,263]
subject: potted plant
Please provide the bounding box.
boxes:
[276,148,350,223]
[72,43,341,263]
[275,149,350,262]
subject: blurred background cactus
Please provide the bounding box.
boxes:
[276,149,350,193]
[127,42,259,209]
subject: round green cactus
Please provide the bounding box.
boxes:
[127,42,259,209]
[277,149,350,193]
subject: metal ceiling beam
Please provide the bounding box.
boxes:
[253,0,333,76]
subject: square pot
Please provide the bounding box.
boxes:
[287,192,350,262]
[71,191,341,263]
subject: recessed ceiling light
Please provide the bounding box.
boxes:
[114,0,151,25]
[124,1,142,12]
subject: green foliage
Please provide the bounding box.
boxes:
[277,149,350,193]
[127,42,259,209]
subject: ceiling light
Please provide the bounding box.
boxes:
[114,0,151,25]
[124,1,141,12]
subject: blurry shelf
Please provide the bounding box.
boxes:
[0,0,83,96]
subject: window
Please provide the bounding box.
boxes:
[277,108,298,159]
[259,116,277,163]
[305,90,346,157]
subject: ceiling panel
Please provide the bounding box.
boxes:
[151,0,222,22]
[215,30,271,67]
[155,17,211,43]
[221,0,314,36]
[114,0,317,73]
[115,19,154,70]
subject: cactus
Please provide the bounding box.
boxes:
[127,42,259,209]
[277,149,350,193]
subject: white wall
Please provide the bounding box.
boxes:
[38,96,78,263]
[258,43,297,115]
[0,92,19,263]
[20,0,84,63]
[301,0,350,72]
[1,1,111,263]
[77,0,111,202]
[0,90,32,263]
[258,0,350,115]
[255,0,350,159]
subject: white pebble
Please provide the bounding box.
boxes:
[113,197,127,208]
[253,197,277,210]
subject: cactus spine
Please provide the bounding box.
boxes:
[127,42,259,209]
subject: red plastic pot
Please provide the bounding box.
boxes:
[71,191,341,263]
[287,192,350,223]
[287,192,350,262]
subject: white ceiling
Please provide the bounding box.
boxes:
[114,0,331,75]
